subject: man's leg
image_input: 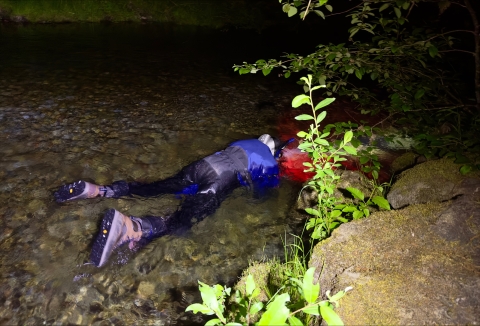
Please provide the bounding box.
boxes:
[54,160,208,202]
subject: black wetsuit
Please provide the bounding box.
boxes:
[106,139,280,238]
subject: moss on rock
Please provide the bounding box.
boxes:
[309,197,480,325]
[387,157,480,208]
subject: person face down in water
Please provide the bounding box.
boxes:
[54,134,293,267]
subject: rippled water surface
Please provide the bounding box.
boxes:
[0,23,308,324]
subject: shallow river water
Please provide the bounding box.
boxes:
[0,23,310,324]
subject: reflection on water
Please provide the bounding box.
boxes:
[0,23,304,324]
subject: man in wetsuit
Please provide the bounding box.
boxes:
[54,134,292,267]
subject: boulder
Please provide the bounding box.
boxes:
[309,160,480,325]
[387,158,480,209]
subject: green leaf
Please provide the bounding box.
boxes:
[315,97,336,111]
[414,89,425,100]
[394,7,401,18]
[185,303,214,315]
[262,68,271,76]
[288,6,298,17]
[198,282,219,312]
[319,0,328,6]
[346,187,364,201]
[343,145,357,155]
[379,3,390,12]
[296,114,315,121]
[239,68,250,75]
[301,303,321,315]
[343,130,353,143]
[303,267,320,304]
[341,206,357,213]
[428,46,438,58]
[249,301,263,315]
[225,323,243,326]
[316,111,327,123]
[311,85,325,91]
[359,156,369,164]
[205,318,222,326]
[320,305,344,326]
[251,287,261,299]
[315,138,330,146]
[352,210,364,219]
[258,293,290,325]
[246,274,255,297]
[355,69,363,80]
[330,210,342,218]
[305,207,321,217]
[288,315,304,326]
[325,4,333,12]
[292,94,311,108]
[372,196,391,210]
[460,165,472,175]
[315,10,326,19]
[328,290,346,302]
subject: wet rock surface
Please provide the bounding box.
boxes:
[387,157,480,209]
[0,24,303,324]
[310,159,480,325]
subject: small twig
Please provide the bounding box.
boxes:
[423,29,475,44]
[325,1,364,18]
[439,49,475,55]
[405,1,415,19]
[450,0,467,8]
[302,0,313,20]
[406,105,465,112]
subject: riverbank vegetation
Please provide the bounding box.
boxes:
[236,0,480,174]
[187,0,480,324]
[0,0,268,28]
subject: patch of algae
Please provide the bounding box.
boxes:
[310,201,480,325]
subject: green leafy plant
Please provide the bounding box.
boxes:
[292,74,391,240]
[186,267,352,326]
[234,0,480,172]
[336,186,390,220]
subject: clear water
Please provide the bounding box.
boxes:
[0,23,307,324]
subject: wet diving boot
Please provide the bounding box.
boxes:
[90,209,166,267]
[55,180,129,203]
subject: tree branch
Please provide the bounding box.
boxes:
[302,0,313,20]
[439,49,475,55]
[423,29,475,43]
[325,1,364,18]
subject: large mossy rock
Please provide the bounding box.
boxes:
[309,159,480,324]
[387,157,480,209]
